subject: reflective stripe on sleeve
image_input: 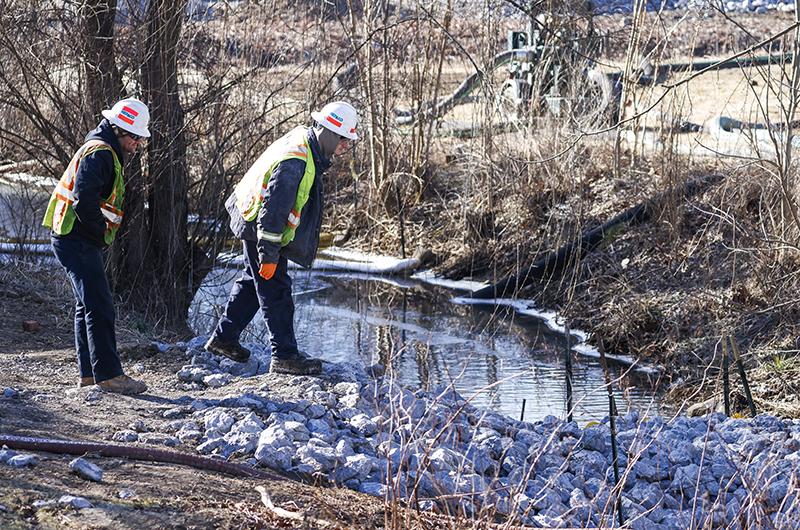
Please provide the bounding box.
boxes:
[257,230,282,243]
[286,209,300,229]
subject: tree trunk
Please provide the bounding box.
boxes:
[82,0,125,116]
[137,0,191,334]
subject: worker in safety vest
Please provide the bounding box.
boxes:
[205,101,358,375]
[43,98,150,394]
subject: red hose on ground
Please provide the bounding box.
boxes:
[0,435,286,481]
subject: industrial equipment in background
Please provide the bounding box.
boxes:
[392,1,622,130]
[496,1,621,128]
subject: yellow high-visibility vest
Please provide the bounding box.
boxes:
[42,139,124,244]
[234,127,316,247]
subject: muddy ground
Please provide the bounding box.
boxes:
[3,8,800,530]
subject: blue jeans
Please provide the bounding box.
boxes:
[51,237,123,383]
[212,240,298,359]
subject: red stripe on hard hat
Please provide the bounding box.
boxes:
[118,106,138,125]
[326,116,342,127]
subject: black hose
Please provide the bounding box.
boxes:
[609,54,794,86]
[659,53,792,75]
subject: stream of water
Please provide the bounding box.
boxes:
[190,263,672,426]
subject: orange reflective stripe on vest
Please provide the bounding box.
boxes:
[42,139,124,243]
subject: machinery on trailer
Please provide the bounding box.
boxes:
[394,1,621,129]
[495,2,620,127]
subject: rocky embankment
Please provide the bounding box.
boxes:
[4,337,800,529]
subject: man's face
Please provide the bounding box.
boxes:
[118,134,142,154]
[333,137,350,156]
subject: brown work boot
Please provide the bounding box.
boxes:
[78,377,95,388]
[270,352,322,375]
[97,374,147,395]
[205,336,250,363]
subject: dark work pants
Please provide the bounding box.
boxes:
[51,237,124,383]
[212,240,298,359]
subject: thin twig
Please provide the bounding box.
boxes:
[255,485,342,528]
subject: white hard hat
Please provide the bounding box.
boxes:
[311,101,358,140]
[102,98,151,138]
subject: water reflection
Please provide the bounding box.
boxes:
[191,266,671,426]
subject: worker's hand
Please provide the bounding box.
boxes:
[259,263,277,280]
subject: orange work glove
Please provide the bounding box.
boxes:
[259,263,277,280]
